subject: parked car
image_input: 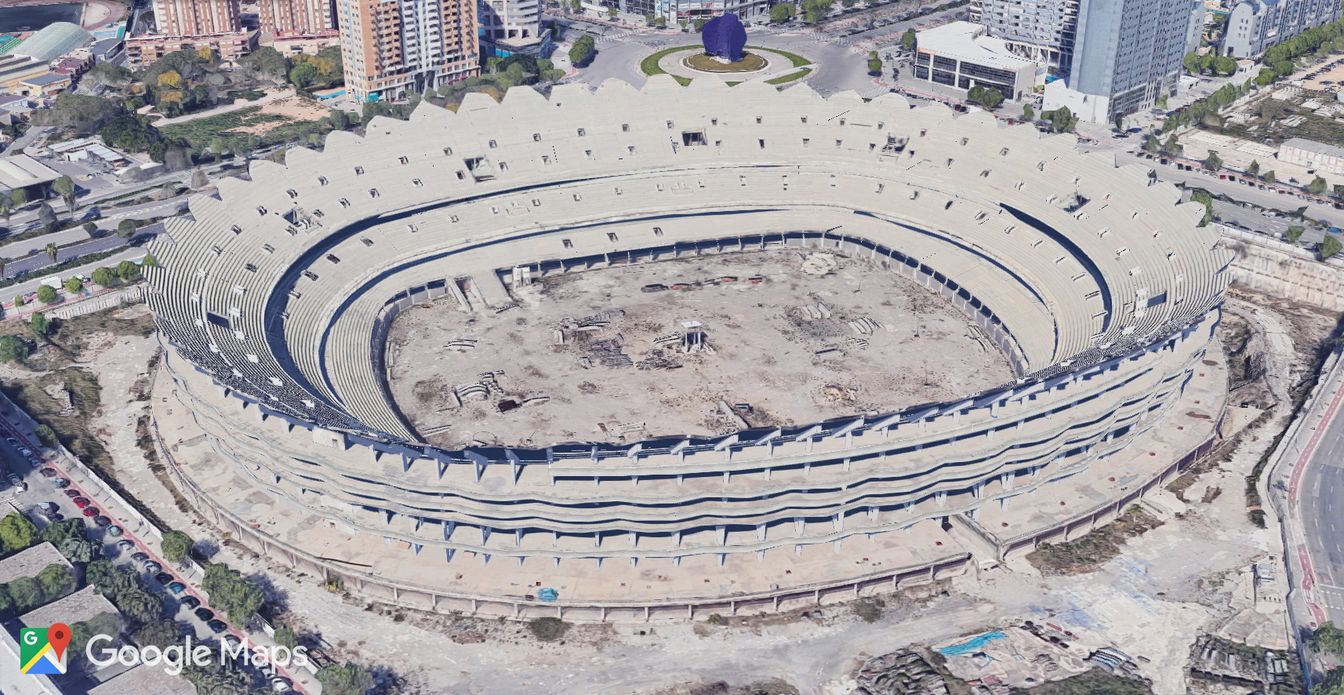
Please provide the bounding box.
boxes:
[154,572,174,585]
[144,561,162,575]
[93,515,112,527]
[206,620,228,634]
[168,582,186,594]
[194,607,214,621]
[72,497,90,508]
[38,467,56,478]
[82,507,99,517]
[52,478,69,488]
[270,676,294,693]
[117,540,135,552]
[131,552,149,564]
[107,525,123,537]
[63,489,80,498]
[180,595,201,609]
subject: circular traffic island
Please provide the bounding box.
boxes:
[683,51,767,73]
[641,44,813,84]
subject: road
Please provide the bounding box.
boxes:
[1296,379,1344,627]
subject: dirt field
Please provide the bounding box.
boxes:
[385,248,1013,448]
[227,96,331,136]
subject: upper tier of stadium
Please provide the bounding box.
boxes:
[145,77,1230,465]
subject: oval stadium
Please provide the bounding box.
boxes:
[145,78,1233,621]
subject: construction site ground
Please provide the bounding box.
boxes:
[37,287,1336,695]
[386,248,1012,448]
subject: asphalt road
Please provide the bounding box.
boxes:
[1299,403,1344,626]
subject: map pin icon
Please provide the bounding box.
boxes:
[47,623,70,660]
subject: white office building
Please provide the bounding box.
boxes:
[913,21,1044,100]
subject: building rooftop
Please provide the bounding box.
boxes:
[0,542,69,585]
[87,664,197,695]
[0,153,59,190]
[20,73,69,87]
[916,21,1037,71]
[9,22,92,62]
[19,585,119,630]
[1280,137,1344,159]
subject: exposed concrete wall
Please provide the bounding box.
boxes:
[1221,226,1344,310]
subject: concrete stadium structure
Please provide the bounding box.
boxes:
[145,78,1232,618]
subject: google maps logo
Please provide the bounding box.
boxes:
[20,623,70,675]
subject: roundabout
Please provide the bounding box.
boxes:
[641,44,813,84]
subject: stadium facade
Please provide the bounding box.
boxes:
[146,79,1231,618]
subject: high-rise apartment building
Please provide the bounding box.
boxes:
[259,0,337,37]
[335,0,478,102]
[1042,0,1202,124]
[968,0,1079,72]
[479,0,539,51]
[153,0,242,36]
[1221,0,1342,58]
[126,0,256,65]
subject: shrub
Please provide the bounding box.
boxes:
[527,616,571,641]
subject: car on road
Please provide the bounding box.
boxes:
[194,607,214,621]
[72,496,90,508]
[180,595,201,609]
[206,619,228,634]
[82,507,99,517]
[154,572,174,585]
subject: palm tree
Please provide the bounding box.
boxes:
[44,243,57,264]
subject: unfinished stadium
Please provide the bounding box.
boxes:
[145,78,1233,621]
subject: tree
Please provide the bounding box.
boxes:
[202,563,264,623]
[0,512,37,554]
[34,423,57,448]
[1190,189,1214,226]
[52,176,76,214]
[606,5,617,18]
[273,625,299,650]
[92,267,116,287]
[802,0,833,23]
[288,62,319,90]
[568,35,596,68]
[40,518,84,547]
[116,219,138,238]
[1320,668,1344,695]
[1113,113,1124,132]
[36,285,57,304]
[57,538,96,564]
[1213,54,1238,76]
[116,260,142,282]
[1204,150,1222,171]
[1142,133,1160,154]
[0,195,13,231]
[0,335,28,364]
[1247,159,1260,177]
[134,620,181,650]
[63,277,82,294]
[770,3,795,23]
[12,294,23,308]
[1287,225,1306,243]
[44,243,58,264]
[1022,104,1035,121]
[1183,52,1203,75]
[900,28,917,52]
[161,531,193,565]
[35,563,73,600]
[967,85,1003,110]
[1308,175,1328,196]
[1046,106,1077,133]
[112,586,163,625]
[29,311,49,336]
[8,577,42,611]
[1162,134,1183,157]
[37,203,56,233]
[317,662,374,695]
[1263,170,1276,184]
[867,51,882,76]
[1322,234,1344,261]
[11,188,27,209]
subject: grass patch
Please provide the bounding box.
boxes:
[1009,669,1153,694]
[158,105,332,150]
[747,44,811,67]
[1025,506,1163,576]
[684,52,766,73]
[766,68,813,86]
[639,45,697,77]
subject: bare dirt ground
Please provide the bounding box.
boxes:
[387,249,1013,448]
[227,96,331,136]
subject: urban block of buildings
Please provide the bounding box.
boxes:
[1278,137,1344,176]
[1220,0,1342,58]
[334,0,480,101]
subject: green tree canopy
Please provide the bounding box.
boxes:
[63,277,82,294]
[1321,234,1343,261]
[202,563,264,623]
[0,513,37,554]
[0,335,29,364]
[117,219,138,237]
[770,3,795,23]
[867,51,882,76]
[568,35,597,68]
[29,311,49,336]
[36,285,58,305]
[1308,175,1328,195]
[802,0,833,23]
[92,267,116,287]
[317,662,375,695]
[900,28,917,52]
[160,530,193,565]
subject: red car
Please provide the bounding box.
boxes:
[72,497,90,508]
[81,507,98,518]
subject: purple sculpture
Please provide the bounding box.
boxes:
[701,13,747,63]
